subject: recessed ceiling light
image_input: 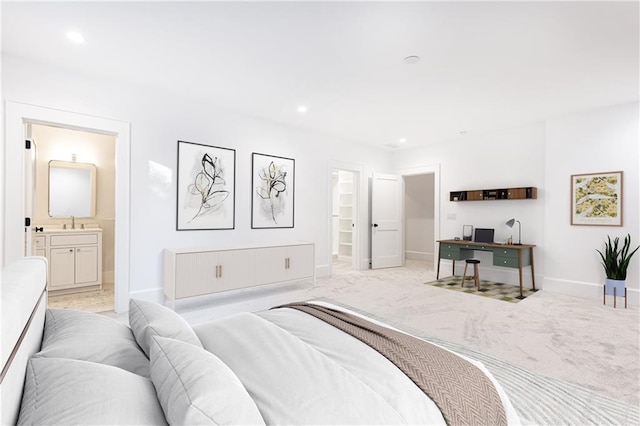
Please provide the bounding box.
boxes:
[403,55,420,65]
[398,138,407,144]
[297,105,308,114]
[66,31,85,44]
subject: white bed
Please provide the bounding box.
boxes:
[1,257,520,425]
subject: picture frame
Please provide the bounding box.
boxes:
[570,171,623,226]
[251,152,295,229]
[176,140,235,230]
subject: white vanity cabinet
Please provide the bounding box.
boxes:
[32,230,103,291]
[164,242,314,301]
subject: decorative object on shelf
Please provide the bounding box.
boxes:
[450,186,537,202]
[251,153,295,229]
[505,218,522,245]
[597,234,638,308]
[176,140,235,231]
[571,171,622,226]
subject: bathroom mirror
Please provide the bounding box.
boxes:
[48,160,97,217]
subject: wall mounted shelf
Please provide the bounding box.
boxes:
[450,187,537,202]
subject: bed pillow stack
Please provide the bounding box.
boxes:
[17,358,167,426]
[150,336,265,425]
[19,308,165,425]
[128,299,264,424]
[34,308,150,376]
[128,298,203,357]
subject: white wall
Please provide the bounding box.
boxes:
[393,103,640,304]
[2,54,393,301]
[404,174,434,261]
[544,102,639,302]
[393,122,546,286]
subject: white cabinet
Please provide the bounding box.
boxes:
[170,249,256,299]
[254,244,314,285]
[32,236,46,257]
[165,242,314,301]
[32,230,102,291]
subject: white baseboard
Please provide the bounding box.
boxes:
[361,258,371,270]
[405,251,433,261]
[129,287,165,305]
[543,277,639,307]
[315,264,330,278]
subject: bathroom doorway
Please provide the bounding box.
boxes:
[30,124,116,313]
[5,101,131,313]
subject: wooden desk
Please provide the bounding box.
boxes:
[436,239,536,298]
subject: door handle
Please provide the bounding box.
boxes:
[372,223,379,228]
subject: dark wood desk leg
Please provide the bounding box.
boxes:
[530,247,536,290]
[517,250,524,298]
[452,260,456,277]
[436,243,441,279]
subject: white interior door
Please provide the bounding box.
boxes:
[371,173,403,269]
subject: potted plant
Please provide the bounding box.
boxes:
[596,234,639,299]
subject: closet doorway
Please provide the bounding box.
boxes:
[404,173,436,269]
[329,165,360,274]
[400,164,440,270]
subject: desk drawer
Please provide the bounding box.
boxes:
[494,248,519,259]
[493,255,519,268]
[440,246,473,261]
[440,246,461,259]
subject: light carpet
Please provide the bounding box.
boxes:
[319,298,639,426]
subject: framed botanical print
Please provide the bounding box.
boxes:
[176,140,235,230]
[251,153,295,229]
[571,171,622,226]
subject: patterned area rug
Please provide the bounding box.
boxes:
[426,276,539,303]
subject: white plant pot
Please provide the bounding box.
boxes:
[604,278,626,296]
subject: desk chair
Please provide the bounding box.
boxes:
[461,259,481,290]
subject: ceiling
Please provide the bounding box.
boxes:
[2,1,638,150]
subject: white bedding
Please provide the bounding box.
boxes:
[194,301,521,425]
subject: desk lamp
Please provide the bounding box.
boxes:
[506,218,522,245]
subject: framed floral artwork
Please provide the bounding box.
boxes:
[176,140,235,230]
[251,153,295,229]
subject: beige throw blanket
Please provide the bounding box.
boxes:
[275,302,508,426]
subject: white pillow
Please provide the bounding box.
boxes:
[18,357,167,425]
[129,298,202,358]
[35,308,149,377]
[150,336,265,425]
